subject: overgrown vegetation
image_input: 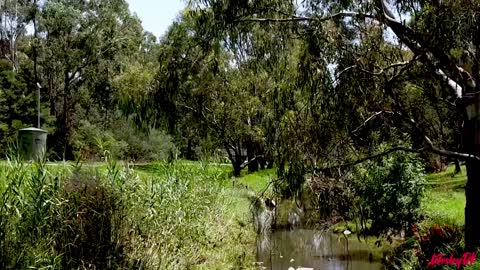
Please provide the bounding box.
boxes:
[0,154,256,269]
[3,0,480,267]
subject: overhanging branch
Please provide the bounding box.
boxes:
[377,0,469,97]
[352,111,394,134]
[236,12,377,24]
[314,146,420,172]
[424,136,480,161]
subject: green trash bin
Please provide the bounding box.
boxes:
[18,127,47,161]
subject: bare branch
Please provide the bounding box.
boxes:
[394,110,480,160]
[240,155,264,170]
[334,57,419,90]
[352,111,394,134]
[236,12,377,24]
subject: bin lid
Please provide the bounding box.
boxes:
[19,127,47,133]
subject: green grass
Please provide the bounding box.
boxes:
[236,168,275,193]
[422,190,465,226]
[422,165,466,226]
[425,164,467,190]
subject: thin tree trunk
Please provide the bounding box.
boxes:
[246,139,259,173]
[454,159,461,175]
[232,160,242,177]
[186,139,194,160]
[61,71,74,160]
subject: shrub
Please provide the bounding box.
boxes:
[73,118,177,161]
[353,149,426,236]
[53,170,126,268]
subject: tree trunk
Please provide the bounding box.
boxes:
[246,139,259,173]
[454,159,461,175]
[259,157,266,170]
[267,160,274,169]
[464,93,480,249]
[185,139,194,160]
[232,160,242,177]
[224,143,243,177]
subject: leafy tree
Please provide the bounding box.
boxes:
[189,0,480,248]
[0,60,37,150]
[36,0,143,159]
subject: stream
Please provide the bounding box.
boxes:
[256,229,385,270]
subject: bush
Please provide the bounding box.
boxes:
[53,170,126,268]
[73,118,177,161]
[353,149,426,236]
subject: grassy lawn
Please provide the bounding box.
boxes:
[425,164,467,190]
[236,168,275,192]
[422,165,466,226]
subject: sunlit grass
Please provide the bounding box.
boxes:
[425,164,467,190]
[422,164,466,227]
[422,190,465,226]
[236,168,275,193]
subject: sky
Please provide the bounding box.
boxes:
[126,0,186,40]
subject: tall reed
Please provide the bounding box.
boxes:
[0,151,251,269]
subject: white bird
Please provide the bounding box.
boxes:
[343,229,351,236]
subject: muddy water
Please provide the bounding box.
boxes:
[256,229,385,270]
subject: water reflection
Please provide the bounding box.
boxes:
[256,229,385,270]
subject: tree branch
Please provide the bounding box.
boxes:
[436,69,463,98]
[314,146,420,172]
[236,12,377,24]
[352,111,394,134]
[424,135,480,161]
[377,0,469,97]
[240,155,264,170]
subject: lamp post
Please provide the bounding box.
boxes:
[36,82,41,128]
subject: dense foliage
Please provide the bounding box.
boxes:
[354,150,426,236]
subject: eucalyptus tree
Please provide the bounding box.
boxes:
[135,11,295,175]
[189,0,480,248]
[35,0,143,159]
[0,0,36,70]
